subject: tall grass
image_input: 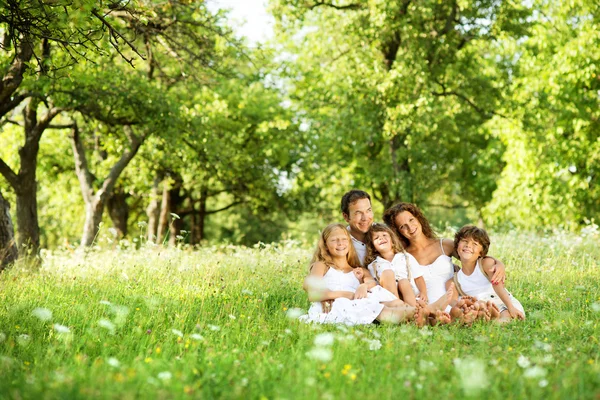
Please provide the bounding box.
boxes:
[0,232,599,399]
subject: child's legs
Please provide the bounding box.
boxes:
[376,305,415,324]
[381,299,406,308]
[398,279,416,306]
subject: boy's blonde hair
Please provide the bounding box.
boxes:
[310,223,361,270]
[364,223,405,265]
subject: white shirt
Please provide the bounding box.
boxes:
[347,226,367,266]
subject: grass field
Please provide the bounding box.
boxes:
[0,231,599,399]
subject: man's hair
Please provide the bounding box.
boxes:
[454,225,491,257]
[341,190,371,215]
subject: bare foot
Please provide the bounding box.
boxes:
[435,310,452,325]
[426,282,455,313]
[414,304,428,327]
[488,302,501,320]
[459,309,478,326]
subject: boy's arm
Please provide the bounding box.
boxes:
[482,260,524,320]
[415,276,428,303]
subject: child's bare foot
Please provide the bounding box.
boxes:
[434,310,452,325]
[459,309,478,326]
[414,304,428,327]
[426,283,455,313]
[488,302,501,320]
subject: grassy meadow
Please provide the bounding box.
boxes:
[0,231,599,399]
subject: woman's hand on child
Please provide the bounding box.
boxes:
[490,265,506,285]
[354,284,368,299]
[321,300,333,314]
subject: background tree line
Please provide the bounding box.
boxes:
[1,0,598,268]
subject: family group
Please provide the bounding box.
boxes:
[300,190,526,327]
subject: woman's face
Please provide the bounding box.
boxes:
[372,231,393,254]
[325,228,350,258]
[394,211,421,241]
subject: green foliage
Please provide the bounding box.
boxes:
[0,233,599,398]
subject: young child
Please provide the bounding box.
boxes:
[364,223,428,306]
[299,223,454,326]
[452,225,525,322]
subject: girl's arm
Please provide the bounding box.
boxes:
[379,270,400,299]
[415,276,428,303]
[303,262,354,302]
[354,267,377,299]
[482,259,524,320]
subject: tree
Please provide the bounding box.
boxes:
[270,0,530,214]
[0,189,17,270]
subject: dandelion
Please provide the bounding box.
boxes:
[367,339,382,351]
[107,358,120,368]
[53,324,70,334]
[314,333,335,347]
[31,307,53,322]
[171,329,184,337]
[306,347,333,362]
[98,319,116,334]
[157,371,172,381]
[286,308,304,320]
[453,358,489,395]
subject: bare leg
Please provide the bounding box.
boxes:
[425,282,455,314]
[381,298,406,308]
[398,279,417,307]
[497,310,512,324]
[377,305,416,324]
[488,301,501,320]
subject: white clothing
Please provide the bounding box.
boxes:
[414,239,454,304]
[299,267,396,326]
[367,252,424,295]
[456,260,525,315]
[347,226,367,266]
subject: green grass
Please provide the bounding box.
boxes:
[0,232,599,399]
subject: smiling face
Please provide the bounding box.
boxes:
[325,227,351,259]
[394,211,421,241]
[456,237,484,262]
[372,231,393,255]
[343,198,373,239]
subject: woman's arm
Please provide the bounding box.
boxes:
[482,256,506,285]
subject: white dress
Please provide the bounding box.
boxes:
[299,267,396,326]
[367,252,424,295]
[414,240,454,304]
[455,259,525,315]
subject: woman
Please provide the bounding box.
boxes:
[383,203,505,305]
[299,223,453,326]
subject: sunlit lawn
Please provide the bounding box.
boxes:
[0,231,599,399]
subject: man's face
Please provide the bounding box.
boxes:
[343,198,373,236]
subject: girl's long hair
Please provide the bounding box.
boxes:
[310,223,361,270]
[382,202,437,248]
[364,223,405,266]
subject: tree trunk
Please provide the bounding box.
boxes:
[107,187,129,237]
[146,174,162,242]
[0,190,18,270]
[168,183,184,246]
[71,123,147,247]
[156,180,171,244]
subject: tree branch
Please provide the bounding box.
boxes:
[70,122,97,204]
[205,200,245,215]
[307,1,363,10]
[0,158,19,189]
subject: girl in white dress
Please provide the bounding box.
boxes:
[452,225,525,322]
[300,224,454,326]
[364,223,427,306]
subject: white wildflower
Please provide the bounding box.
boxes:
[517,355,531,369]
[453,358,488,395]
[524,366,547,379]
[286,308,305,320]
[368,339,382,351]
[17,334,31,346]
[171,329,184,337]
[306,347,333,362]
[157,371,172,381]
[107,357,120,368]
[98,319,116,334]
[591,302,600,312]
[31,308,53,322]
[314,333,335,347]
[0,332,6,343]
[208,325,220,331]
[190,334,204,341]
[53,324,70,334]
[229,314,236,320]
[539,379,549,388]
[99,300,112,306]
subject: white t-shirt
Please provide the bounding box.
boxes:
[367,252,423,295]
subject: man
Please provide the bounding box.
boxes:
[341,190,374,266]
